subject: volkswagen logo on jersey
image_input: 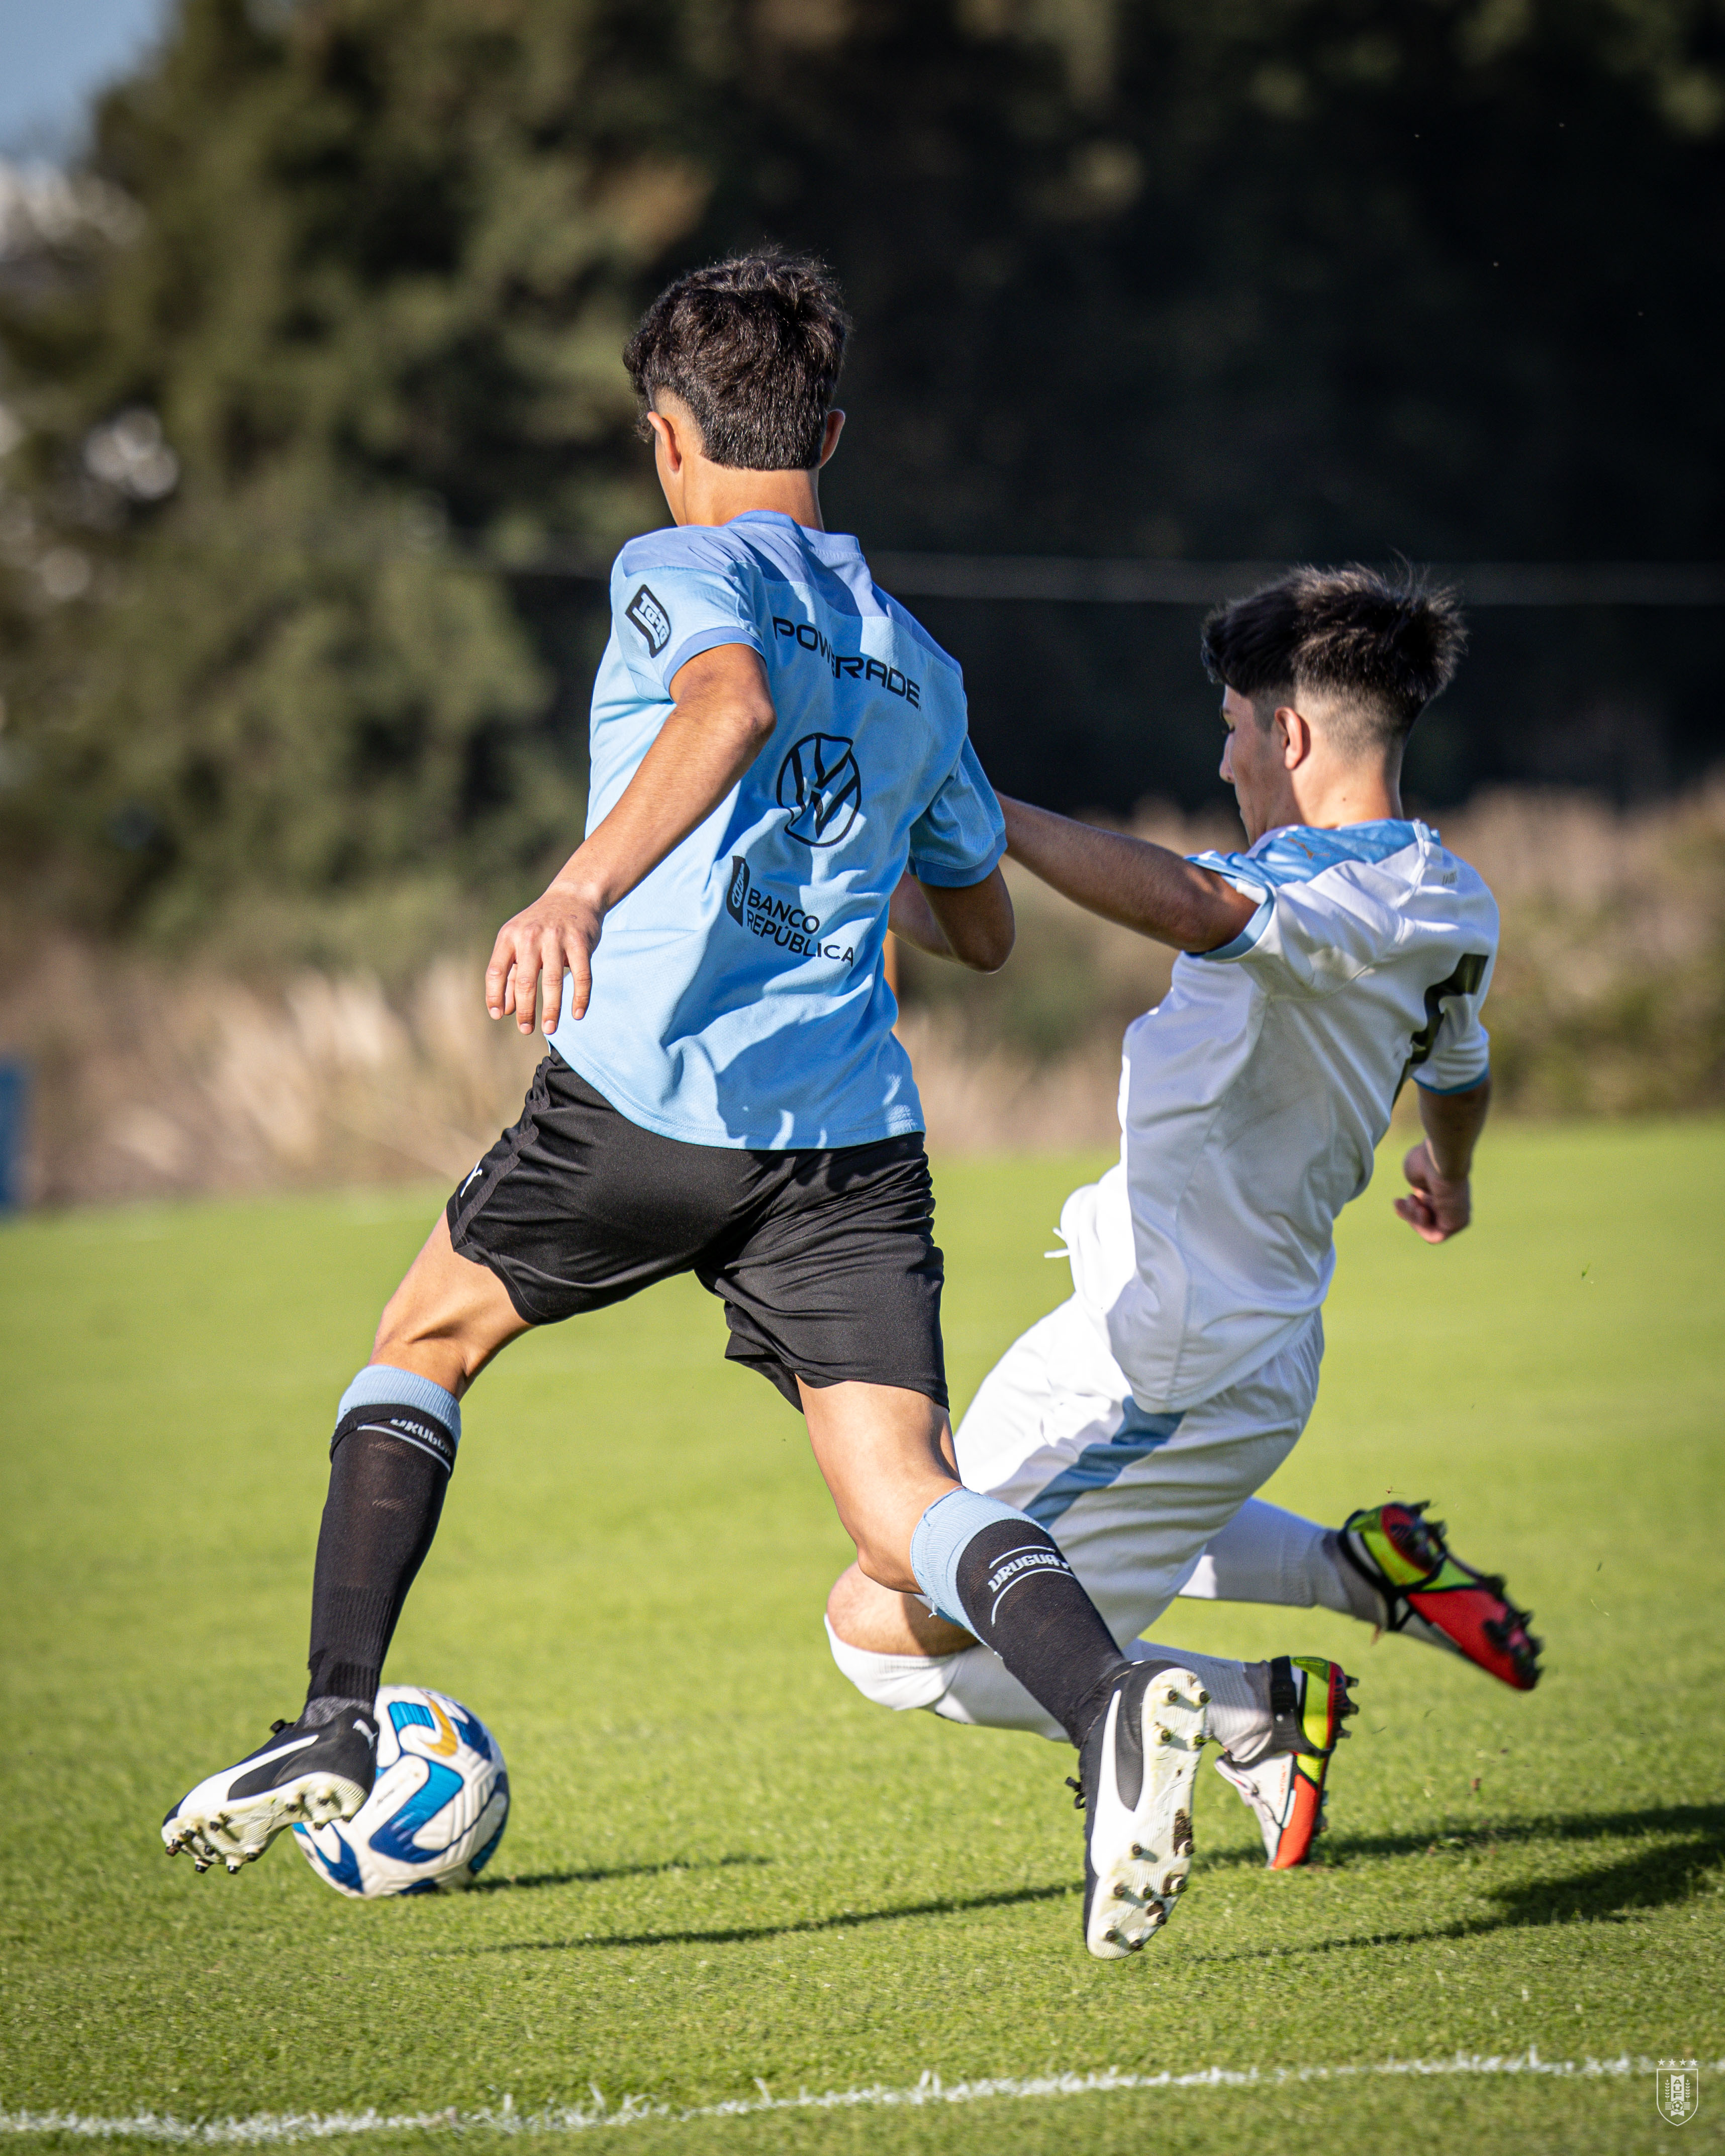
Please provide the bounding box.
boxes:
[778,733,861,847]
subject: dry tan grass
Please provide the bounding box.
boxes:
[2,786,1720,1204]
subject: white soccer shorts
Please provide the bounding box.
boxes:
[827,1294,1324,1737]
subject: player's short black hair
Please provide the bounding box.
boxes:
[1199,566,1467,753]
[623,251,850,472]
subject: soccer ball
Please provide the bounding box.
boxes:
[294,1684,509,1898]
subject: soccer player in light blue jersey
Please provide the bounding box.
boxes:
[163,253,1217,1956]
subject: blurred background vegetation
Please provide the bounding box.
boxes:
[1,0,1723,1196]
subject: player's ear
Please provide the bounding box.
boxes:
[645,407,684,474]
[1273,704,1312,769]
[816,409,845,467]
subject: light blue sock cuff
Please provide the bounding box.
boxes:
[337,1364,461,1448]
[909,1487,1029,1628]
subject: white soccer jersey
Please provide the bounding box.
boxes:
[1058,819,1497,1411]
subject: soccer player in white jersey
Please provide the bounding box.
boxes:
[162,254,1231,1959]
[830,568,1538,1913]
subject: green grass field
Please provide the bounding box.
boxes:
[3,1122,1722,2154]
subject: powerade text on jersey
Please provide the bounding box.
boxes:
[551,511,1004,1149]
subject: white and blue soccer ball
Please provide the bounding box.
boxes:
[294,1684,509,1898]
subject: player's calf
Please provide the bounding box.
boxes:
[159,1363,461,1874]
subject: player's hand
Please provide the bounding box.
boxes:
[485,878,605,1034]
[1394,1141,1471,1244]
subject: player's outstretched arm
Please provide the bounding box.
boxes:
[999,794,1257,952]
[1395,1076,1491,1243]
[888,867,1014,972]
[486,643,778,1033]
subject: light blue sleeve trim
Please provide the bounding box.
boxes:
[909,1487,1028,1627]
[908,829,1007,889]
[1413,1065,1491,1096]
[338,1364,461,1446]
[1193,894,1273,962]
[661,623,764,687]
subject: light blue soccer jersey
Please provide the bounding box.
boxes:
[548,510,1004,1149]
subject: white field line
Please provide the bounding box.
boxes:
[4,2051,1718,2143]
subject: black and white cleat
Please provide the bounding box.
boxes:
[1075,1664,1209,1959]
[161,1710,378,1874]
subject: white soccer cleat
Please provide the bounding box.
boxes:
[1074,1663,1209,1958]
[161,1710,379,1875]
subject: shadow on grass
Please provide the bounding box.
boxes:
[440,1880,1075,1953]
[1184,1801,1725,1966]
[450,1803,1723,1959]
[470,1854,771,1896]
[1201,1800,1725,1877]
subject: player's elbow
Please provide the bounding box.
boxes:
[735,696,778,751]
[960,919,1015,974]
[948,901,1015,974]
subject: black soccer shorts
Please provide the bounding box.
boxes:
[445,1054,947,1412]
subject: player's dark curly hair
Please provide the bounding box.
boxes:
[623,250,850,472]
[1200,566,1468,753]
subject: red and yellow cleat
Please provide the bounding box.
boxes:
[1214,1654,1356,1871]
[1339,1502,1542,1691]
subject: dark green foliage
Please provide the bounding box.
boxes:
[2,0,1722,948]
[0,0,712,949]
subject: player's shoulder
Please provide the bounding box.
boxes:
[1189,819,1421,895]
[613,521,754,584]
[869,580,964,682]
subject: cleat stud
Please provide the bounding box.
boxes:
[1103,1926,1121,1946]
[1157,1727,1175,1744]
[1196,1689,1210,1706]
[1129,1843,1147,1860]
[1112,1882,1132,1900]
[1163,1874,1184,1896]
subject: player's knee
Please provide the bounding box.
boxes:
[823,1616,960,1714]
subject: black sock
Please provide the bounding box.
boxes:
[952,1519,1129,1746]
[305,1402,454,1711]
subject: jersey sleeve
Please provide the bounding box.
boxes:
[1412,952,1494,1093]
[907,736,1007,887]
[1186,850,1394,994]
[610,552,765,697]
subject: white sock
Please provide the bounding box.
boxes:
[1180,1500,1382,1626]
[828,1619,1277,1764]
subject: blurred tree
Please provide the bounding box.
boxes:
[0,0,718,953]
[1,0,1721,950]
